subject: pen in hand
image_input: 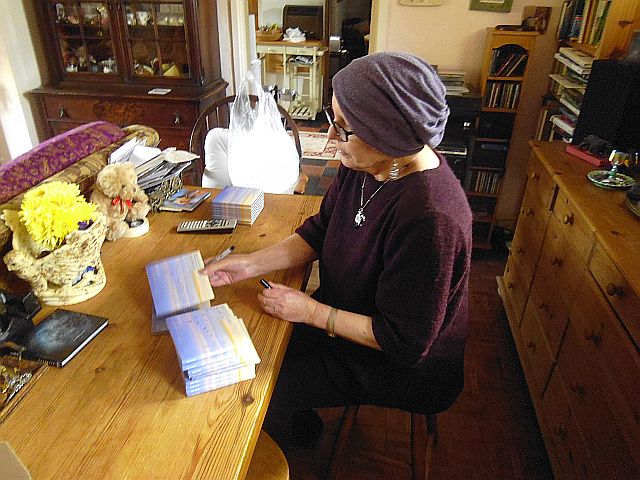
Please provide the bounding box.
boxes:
[260,278,272,289]
[203,245,235,267]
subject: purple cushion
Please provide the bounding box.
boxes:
[0,121,125,204]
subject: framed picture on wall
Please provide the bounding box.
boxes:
[469,0,513,13]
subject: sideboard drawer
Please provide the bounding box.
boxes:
[552,189,594,265]
[520,301,555,398]
[42,96,199,129]
[542,370,597,480]
[528,266,569,359]
[502,259,529,325]
[557,320,640,479]
[589,242,640,347]
[537,214,588,312]
[525,151,557,210]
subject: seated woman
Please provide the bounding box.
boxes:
[201,52,472,448]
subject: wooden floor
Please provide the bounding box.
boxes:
[286,249,554,480]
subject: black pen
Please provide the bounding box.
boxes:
[259,278,272,289]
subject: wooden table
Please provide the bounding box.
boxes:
[0,192,322,479]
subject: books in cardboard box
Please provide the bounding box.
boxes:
[211,186,264,225]
[166,304,260,396]
[19,309,108,367]
[145,251,215,334]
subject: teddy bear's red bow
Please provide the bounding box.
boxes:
[112,196,133,213]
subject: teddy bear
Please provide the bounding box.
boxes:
[90,162,150,241]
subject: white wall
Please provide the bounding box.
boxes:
[0,0,42,161]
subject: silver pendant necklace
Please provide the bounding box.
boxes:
[354,176,391,228]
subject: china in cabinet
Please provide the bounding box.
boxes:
[29,0,227,152]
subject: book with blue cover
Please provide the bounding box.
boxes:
[145,251,215,334]
[166,304,260,396]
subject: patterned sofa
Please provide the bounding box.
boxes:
[0,121,159,251]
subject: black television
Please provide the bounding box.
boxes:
[572,59,640,153]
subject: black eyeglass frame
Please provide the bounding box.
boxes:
[323,106,355,142]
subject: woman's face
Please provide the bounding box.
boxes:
[329,97,392,177]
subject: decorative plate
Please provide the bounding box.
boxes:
[586,170,635,190]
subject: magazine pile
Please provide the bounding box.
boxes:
[166,304,260,396]
[109,138,199,192]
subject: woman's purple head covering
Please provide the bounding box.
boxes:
[332,51,449,157]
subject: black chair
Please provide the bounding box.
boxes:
[188,94,307,193]
[326,406,439,480]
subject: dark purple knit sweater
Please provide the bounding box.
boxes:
[296,158,472,412]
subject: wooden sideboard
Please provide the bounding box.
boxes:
[497,141,640,479]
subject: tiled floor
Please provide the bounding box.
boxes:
[298,121,337,196]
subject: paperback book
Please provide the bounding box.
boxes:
[159,188,211,212]
[166,303,260,397]
[211,186,264,225]
[145,251,215,334]
[18,309,108,367]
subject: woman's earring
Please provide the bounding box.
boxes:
[389,160,400,180]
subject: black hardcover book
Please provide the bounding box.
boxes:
[19,309,108,367]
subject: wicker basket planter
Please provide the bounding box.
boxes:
[256,30,282,42]
[2,211,108,306]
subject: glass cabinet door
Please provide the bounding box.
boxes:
[123,1,190,79]
[49,1,118,75]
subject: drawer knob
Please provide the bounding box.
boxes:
[605,282,624,297]
[550,256,562,266]
[526,341,536,350]
[585,331,602,345]
[58,105,68,118]
[562,213,574,225]
[173,112,182,125]
[507,281,514,289]
[539,302,548,311]
[517,247,525,255]
[553,427,568,441]
[525,208,534,216]
[569,381,585,396]
[530,171,539,180]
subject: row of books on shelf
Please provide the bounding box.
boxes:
[145,251,260,396]
[490,51,528,77]
[469,170,502,196]
[483,81,521,109]
[554,47,593,77]
[557,0,611,46]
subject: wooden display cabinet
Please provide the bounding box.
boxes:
[29,0,227,152]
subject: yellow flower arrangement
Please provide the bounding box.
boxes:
[19,181,97,251]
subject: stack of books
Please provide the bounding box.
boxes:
[166,304,260,396]
[145,251,215,334]
[211,186,264,225]
[437,70,469,95]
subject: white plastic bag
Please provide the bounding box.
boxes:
[227,70,300,194]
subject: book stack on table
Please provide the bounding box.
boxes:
[166,304,260,396]
[145,251,215,334]
[211,186,264,225]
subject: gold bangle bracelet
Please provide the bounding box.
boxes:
[326,307,338,338]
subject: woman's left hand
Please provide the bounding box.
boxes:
[259,282,319,325]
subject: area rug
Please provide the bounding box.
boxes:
[299,131,339,160]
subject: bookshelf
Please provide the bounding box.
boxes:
[472,29,538,249]
[539,0,640,142]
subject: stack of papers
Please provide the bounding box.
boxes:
[211,186,264,225]
[438,70,470,95]
[145,251,215,334]
[166,304,260,397]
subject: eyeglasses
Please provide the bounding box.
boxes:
[323,106,355,142]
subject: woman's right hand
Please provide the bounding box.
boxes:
[200,253,255,287]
